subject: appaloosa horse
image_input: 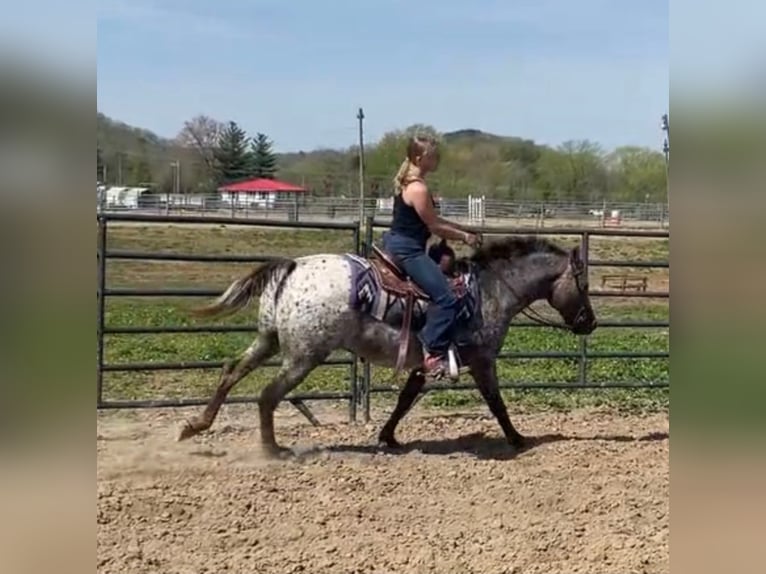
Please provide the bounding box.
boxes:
[178,236,597,457]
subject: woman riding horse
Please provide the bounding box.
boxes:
[381,136,481,380]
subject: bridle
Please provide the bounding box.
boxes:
[487,257,590,332]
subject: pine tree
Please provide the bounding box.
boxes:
[213,121,252,183]
[249,132,278,179]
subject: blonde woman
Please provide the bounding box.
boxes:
[381,136,481,379]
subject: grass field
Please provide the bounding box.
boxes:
[100,222,669,413]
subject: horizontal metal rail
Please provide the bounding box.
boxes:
[370,219,670,238]
[105,250,284,263]
[591,290,667,298]
[369,381,669,393]
[100,212,359,230]
[99,391,352,410]
[102,357,354,372]
[100,350,666,374]
[101,319,669,335]
[102,286,668,298]
[588,259,668,268]
[104,324,263,334]
[496,351,668,360]
[104,288,226,297]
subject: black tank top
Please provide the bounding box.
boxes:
[390,191,432,247]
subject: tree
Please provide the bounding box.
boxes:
[248,132,278,179]
[607,146,667,201]
[127,136,153,186]
[213,121,252,183]
[176,114,224,170]
[177,115,225,190]
[501,138,541,195]
[535,140,606,200]
[364,124,442,193]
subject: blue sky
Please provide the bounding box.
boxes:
[95,0,671,152]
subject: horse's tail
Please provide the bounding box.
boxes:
[190,258,297,319]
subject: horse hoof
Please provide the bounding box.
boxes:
[178,420,200,442]
[509,434,527,451]
[263,446,294,460]
[378,435,402,449]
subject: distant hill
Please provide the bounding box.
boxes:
[97,113,172,157]
[96,112,518,163]
[443,128,510,143]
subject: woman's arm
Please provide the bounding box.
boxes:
[436,215,471,232]
[406,182,475,243]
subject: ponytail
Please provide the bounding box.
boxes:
[393,158,422,194]
[393,158,411,194]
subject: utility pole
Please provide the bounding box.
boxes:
[661,113,669,193]
[661,113,670,227]
[357,107,366,229]
[356,107,370,423]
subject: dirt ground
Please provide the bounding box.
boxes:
[97,402,669,574]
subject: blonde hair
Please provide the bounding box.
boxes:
[393,135,440,194]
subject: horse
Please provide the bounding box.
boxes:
[177,236,598,458]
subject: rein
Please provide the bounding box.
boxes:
[486,261,586,332]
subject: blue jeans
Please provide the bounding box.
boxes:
[382,231,460,356]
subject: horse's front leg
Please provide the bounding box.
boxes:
[468,354,526,450]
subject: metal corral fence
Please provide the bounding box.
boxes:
[96,213,362,423]
[358,217,669,421]
[96,213,669,424]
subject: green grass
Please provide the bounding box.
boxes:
[99,223,669,413]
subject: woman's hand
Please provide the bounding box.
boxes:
[462,231,482,247]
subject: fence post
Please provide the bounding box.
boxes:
[578,231,590,385]
[347,222,363,422]
[361,216,375,422]
[96,215,108,407]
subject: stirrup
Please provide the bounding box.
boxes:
[422,346,465,382]
[448,345,471,379]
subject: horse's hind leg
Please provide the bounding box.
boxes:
[258,353,326,458]
[378,369,426,448]
[178,332,278,441]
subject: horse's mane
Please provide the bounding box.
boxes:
[457,235,567,270]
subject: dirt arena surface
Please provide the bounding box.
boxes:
[97,403,669,574]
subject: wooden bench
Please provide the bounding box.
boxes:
[600,274,648,292]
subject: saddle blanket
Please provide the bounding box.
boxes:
[344,253,483,340]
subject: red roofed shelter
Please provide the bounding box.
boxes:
[218,178,306,209]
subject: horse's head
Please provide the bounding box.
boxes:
[467,236,598,336]
[547,246,597,335]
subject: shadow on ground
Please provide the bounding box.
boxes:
[300,430,669,462]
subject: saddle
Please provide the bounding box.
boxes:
[368,244,466,374]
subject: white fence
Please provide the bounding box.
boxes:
[97,192,669,229]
